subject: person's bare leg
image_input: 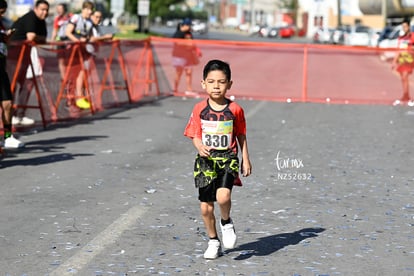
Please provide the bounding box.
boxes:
[58,58,66,80]
[2,100,12,125]
[174,67,183,92]
[216,188,231,221]
[401,72,410,100]
[200,202,217,238]
[76,70,85,99]
[185,67,193,91]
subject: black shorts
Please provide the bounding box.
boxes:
[194,150,239,202]
[0,56,12,101]
[198,170,235,202]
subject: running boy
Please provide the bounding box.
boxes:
[184,59,252,259]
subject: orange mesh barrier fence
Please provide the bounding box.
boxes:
[7,42,54,128]
[150,37,403,105]
[3,39,161,129]
[1,38,407,134]
[306,45,402,105]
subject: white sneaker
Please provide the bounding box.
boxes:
[393,99,402,106]
[11,116,21,125]
[408,100,414,107]
[203,239,221,259]
[4,135,25,148]
[220,219,237,249]
[185,91,199,96]
[19,116,35,125]
[12,116,35,126]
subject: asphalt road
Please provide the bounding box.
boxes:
[1,95,414,275]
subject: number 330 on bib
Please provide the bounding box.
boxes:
[201,120,233,150]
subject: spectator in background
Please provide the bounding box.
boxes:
[65,0,94,110]
[90,10,114,42]
[9,0,49,126]
[50,3,71,80]
[0,0,24,148]
[172,18,201,94]
[392,20,414,106]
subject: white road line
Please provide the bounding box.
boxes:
[245,100,267,119]
[50,206,147,275]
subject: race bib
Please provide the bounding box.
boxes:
[0,42,7,56]
[201,119,233,150]
[400,40,410,49]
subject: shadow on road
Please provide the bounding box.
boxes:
[228,227,325,260]
[0,135,105,168]
[0,153,93,168]
[24,135,108,146]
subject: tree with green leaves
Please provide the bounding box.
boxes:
[123,0,183,17]
[277,0,299,10]
[109,0,208,22]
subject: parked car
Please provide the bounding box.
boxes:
[376,26,394,46]
[369,29,382,47]
[342,25,371,46]
[278,25,295,38]
[192,20,208,34]
[331,25,351,44]
[250,25,270,37]
[267,26,281,38]
[377,24,402,61]
[166,20,178,28]
[313,27,334,43]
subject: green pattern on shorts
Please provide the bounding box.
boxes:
[193,150,239,188]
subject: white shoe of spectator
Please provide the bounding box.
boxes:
[392,99,402,106]
[12,116,35,126]
[4,135,25,148]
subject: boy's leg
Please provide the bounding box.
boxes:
[76,71,85,99]
[200,201,217,238]
[200,201,221,259]
[217,187,231,220]
[217,186,237,249]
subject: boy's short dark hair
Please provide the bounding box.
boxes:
[203,59,231,81]
[0,0,8,9]
[35,0,50,7]
[82,1,95,10]
[58,3,68,13]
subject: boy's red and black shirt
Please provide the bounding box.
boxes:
[184,98,246,154]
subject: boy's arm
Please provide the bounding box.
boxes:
[192,137,211,157]
[237,134,252,177]
[65,23,78,42]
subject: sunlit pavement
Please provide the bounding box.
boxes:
[1,96,414,275]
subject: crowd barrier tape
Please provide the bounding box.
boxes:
[0,37,409,134]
